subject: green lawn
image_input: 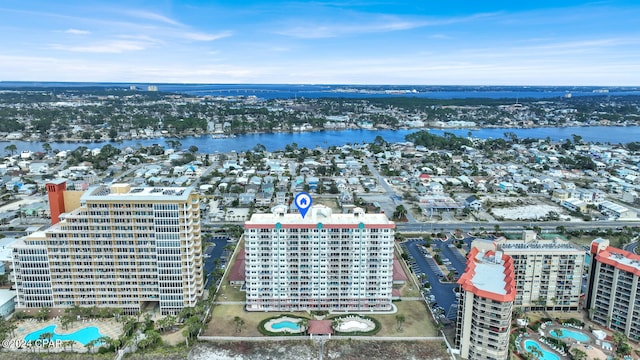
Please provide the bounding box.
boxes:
[215,283,246,302]
[371,300,437,337]
[203,304,270,336]
[204,303,311,337]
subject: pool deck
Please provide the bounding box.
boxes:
[335,316,375,333]
[517,319,623,360]
[264,316,305,333]
[9,317,122,352]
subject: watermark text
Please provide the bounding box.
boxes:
[2,338,64,349]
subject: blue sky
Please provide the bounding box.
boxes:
[1,0,639,85]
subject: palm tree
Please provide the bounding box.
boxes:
[332,318,343,332]
[552,328,563,338]
[233,316,245,333]
[395,314,405,332]
[38,332,53,352]
[85,339,97,353]
[612,331,627,348]
[393,205,408,221]
[571,348,588,360]
[96,336,112,350]
[297,318,309,334]
[35,307,50,322]
[527,344,543,359]
[60,314,74,330]
[62,340,75,351]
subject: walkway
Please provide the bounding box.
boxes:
[198,335,444,341]
[212,301,245,305]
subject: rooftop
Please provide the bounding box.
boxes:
[0,289,16,305]
[498,238,583,253]
[597,246,640,276]
[308,320,333,335]
[245,205,394,229]
[81,183,193,202]
[458,247,516,302]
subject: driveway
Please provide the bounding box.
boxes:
[204,237,231,288]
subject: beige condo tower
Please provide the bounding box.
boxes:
[12,183,203,315]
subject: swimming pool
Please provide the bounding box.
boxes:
[524,340,560,360]
[550,328,589,342]
[24,325,104,346]
[271,321,300,331]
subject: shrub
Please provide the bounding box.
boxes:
[528,322,541,332]
[543,336,568,352]
[565,318,584,327]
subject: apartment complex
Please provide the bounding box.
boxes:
[455,247,516,360]
[12,183,203,315]
[243,205,395,312]
[496,230,585,311]
[586,238,640,341]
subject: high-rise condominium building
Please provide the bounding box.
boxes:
[455,247,516,360]
[12,184,203,315]
[496,230,585,311]
[243,205,395,312]
[586,238,640,341]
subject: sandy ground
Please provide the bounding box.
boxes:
[189,341,317,360]
[0,195,47,212]
[492,204,567,220]
[189,340,450,360]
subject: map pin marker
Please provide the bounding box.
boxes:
[294,192,312,219]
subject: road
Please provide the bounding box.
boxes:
[623,236,639,254]
[395,220,640,233]
[364,159,417,223]
[192,162,220,187]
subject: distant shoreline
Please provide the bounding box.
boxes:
[4,125,640,154]
[2,121,637,145]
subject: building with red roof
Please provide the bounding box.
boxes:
[392,253,408,285]
[586,238,640,341]
[455,246,515,360]
[307,320,333,336]
[228,249,246,286]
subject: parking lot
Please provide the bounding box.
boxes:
[402,238,464,320]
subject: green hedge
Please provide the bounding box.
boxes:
[330,314,381,336]
[564,318,584,327]
[542,336,568,352]
[257,314,309,336]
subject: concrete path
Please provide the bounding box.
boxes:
[198,335,443,341]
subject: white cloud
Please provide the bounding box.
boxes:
[275,12,497,39]
[63,28,91,35]
[49,39,153,53]
[181,31,232,41]
[275,19,428,39]
[122,10,184,27]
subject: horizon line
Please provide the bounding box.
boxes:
[0,81,638,88]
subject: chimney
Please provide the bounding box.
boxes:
[46,179,66,225]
